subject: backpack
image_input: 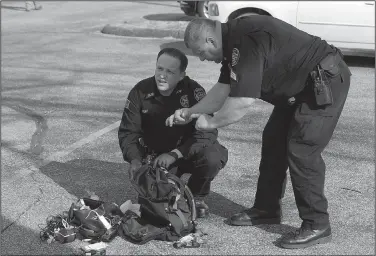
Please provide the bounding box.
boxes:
[117,164,197,244]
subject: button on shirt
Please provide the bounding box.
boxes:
[218,15,335,106]
[118,76,218,163]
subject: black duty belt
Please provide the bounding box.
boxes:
[287,50,344,106]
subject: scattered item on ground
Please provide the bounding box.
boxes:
[119,200,141,217]
[39,212,75,244]
[173,228,208,249]
[81,241,108,255]
[39,197,124,244]
[39,164,208,251]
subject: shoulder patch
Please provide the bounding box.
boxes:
[194,87,206,102]
[232,48,240,66]
[180,95,190,108]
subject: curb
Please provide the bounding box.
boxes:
[101,24,185,39]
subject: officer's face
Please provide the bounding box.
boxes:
[155,54,185,95]
[190,38,223,63]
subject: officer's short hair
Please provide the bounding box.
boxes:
[184,18,216,48]
[157,48,188,72]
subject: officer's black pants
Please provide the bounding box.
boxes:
[254,57,351,229]
[170,142,228,198]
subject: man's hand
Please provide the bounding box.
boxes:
[129,159,142,179]
[153,153,177,169]
[195,114,216,131]
[166,108,200,127]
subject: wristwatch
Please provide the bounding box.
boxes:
[167,151,179,161]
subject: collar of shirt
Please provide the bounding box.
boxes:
[221,23,229,62]
[144,77,186,101]
[144,78,159,100]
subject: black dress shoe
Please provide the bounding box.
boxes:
[280,225,332,249]
[195,198,209,218]
[226,207,281,226]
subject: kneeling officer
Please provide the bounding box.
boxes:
[118,48,228,218]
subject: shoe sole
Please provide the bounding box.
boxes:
[228,217,281,226]
[280,234,332,249]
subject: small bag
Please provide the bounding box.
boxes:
[319,52,342,77]
[54,228,76,244]
[68,198,124,241]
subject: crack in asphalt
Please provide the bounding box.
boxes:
[1,173,45,234]
[340,187,362,193]
[1,195,42,234]
[2,100,49,155]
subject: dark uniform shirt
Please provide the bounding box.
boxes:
[218,15,335,106]
[118,76,218,163]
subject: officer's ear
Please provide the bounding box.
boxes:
[206,37,218,48]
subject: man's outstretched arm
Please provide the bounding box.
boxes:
[165,82,230,126]
[195,97,256,130]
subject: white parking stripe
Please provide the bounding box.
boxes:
[3,120,121,185]
[41,120,121,165]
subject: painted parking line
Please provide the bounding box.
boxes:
[41,120,121,165]
[3,120,121,185]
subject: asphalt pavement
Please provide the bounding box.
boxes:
[1,1,375,255]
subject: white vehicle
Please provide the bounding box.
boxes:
[208,1,375,57]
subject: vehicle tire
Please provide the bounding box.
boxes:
[235,12,259,19]
[182,9,195,16]
[197,1,210,18]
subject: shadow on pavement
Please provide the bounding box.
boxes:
[255,223,297,236]
[344,56,375,68]
[39,158,247,219]
[39,159,135,205]
[160,41,194,56]
[205,190,247,219]
[143,13,195,22]
[1,215,77,255]
[1,5,27,11]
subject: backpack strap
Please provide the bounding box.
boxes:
[164,172,197,223]
[169,188,189,229]
[156,167,161,182]
[183,184,197,222]
[175,209,188,228]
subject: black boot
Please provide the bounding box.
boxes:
[280,224,332,249]
[194,198,209,218]
[226,207,281,226]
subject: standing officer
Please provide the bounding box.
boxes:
[166,16,351,249]
[118,47,228,218]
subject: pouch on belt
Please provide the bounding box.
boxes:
[319,51,352,78]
